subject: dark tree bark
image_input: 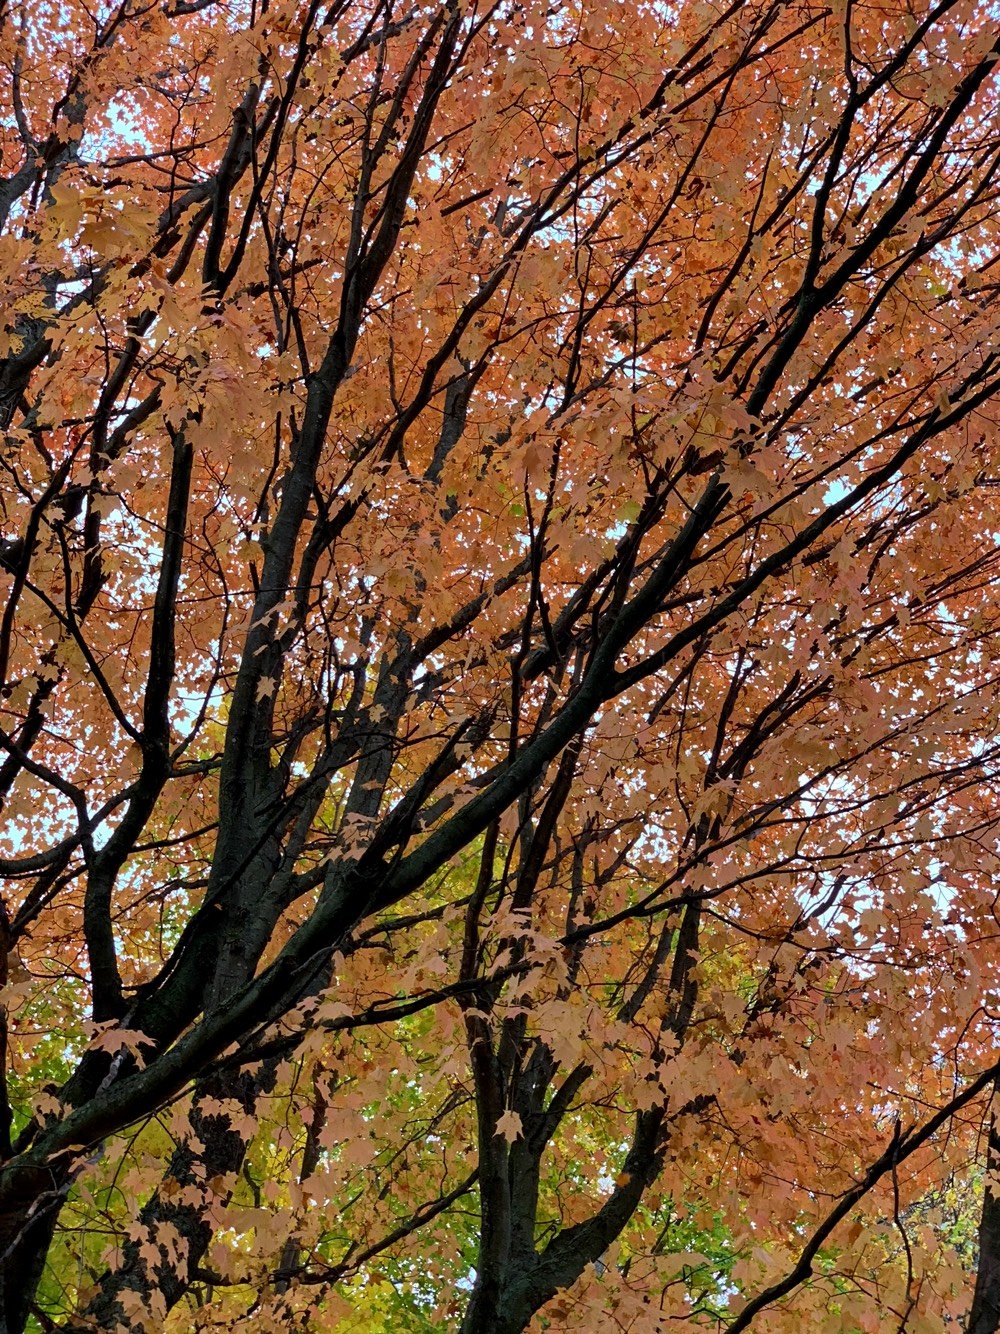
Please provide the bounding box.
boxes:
[971,1075,1000,1334]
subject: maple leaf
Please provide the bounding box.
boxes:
[494,1111,523,1145]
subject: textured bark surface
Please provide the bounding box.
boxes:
[971,1077,1000,1334]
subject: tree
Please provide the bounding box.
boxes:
[2,0,1000,1327]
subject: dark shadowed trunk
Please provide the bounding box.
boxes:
[971,1073,1000,1334]
[66,1065,277,1333]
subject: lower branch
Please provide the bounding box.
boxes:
[727,1060,1000,1333]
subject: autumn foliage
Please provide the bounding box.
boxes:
[4,0,1000,1328]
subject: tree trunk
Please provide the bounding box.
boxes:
[0,1177,67,1334]
[68,1064,276,1332]
[971,1074,1000,1333]
[460,1283,538,1334]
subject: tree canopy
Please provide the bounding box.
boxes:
[3,0,1000,1329]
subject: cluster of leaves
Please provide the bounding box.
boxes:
[2,0,1000,1330]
